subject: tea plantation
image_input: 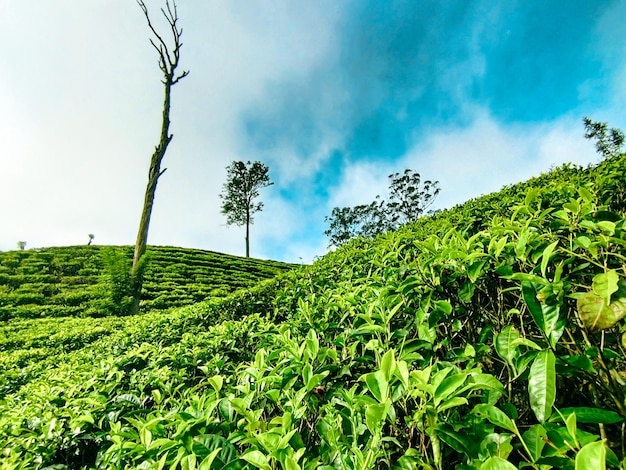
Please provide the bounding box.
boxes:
[0,245,297,320]
[2,152,626,468]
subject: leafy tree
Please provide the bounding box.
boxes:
[17,241,26,251]
[583,117,625,159]
[220,161,273,257]
[87,234,95,246]
[325,169,440,247]
[131,0,188,315]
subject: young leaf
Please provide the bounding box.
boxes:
[566,412,579,449]
[363,370,389,403]
[592,270,619,305]
[380,349,396,382]
[479,456,518,469]
[522,424,547,462]
[540,240,559,278]
[365,402,388,434]
[575,440,606,470]
[305,329,319,361]
[528,350,556,423]
[242,450,271,470]
[472,404,516,433]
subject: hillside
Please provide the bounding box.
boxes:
[0,245,297,320]
[1,152,626,469]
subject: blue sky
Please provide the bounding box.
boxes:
[1,1,625,262]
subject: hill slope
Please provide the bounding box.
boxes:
[1,153,626,469]
[0,245,297,320]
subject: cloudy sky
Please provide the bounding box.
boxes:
[1,1,625,263]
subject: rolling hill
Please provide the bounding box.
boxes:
[0,245,297,320]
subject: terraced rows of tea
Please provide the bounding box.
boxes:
[0,245,297,320]
[2,152,626,469]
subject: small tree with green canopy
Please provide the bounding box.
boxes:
[220,161,273,257]
[325,169,440,247]
[583,117,625,159]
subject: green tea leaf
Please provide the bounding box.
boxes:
[510,337,542,351]
[380,349,396,382]
[242,450,271,470]
[596,221,615,235]
[540,240,559,278]
[306,371,329,392]
[566,412,578,448]
[592,270,619,305]
[305,329,319,361]
[282,456,301,470]
[437,396,468,413]
[522,424,547,462]
[230,398,248,415]
[459,281,475,303]
[365,402,388,434]
[522,281,564,347]
[577,281,626,331]
[434,300,452,315]
[395,360,410,389]
[472,404,516,433]
[257,432,281,453]
[575,440,606,470]
[528,350,556,423]
[434,373,469,405]
[480,456,518,469]
[494,326,520,367]
[551,407,625,424]
[363,370,388,403]
[435,423,473,454]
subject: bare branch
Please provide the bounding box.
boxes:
[136,0,186,78]
[172,70,189,85]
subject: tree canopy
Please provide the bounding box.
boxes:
[583,117,625,160]
[220,161,273,257]
[325,169,440,247]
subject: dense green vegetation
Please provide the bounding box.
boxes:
[0,245,296,320]
[2,151,626,469]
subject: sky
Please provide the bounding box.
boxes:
[1,1,625,263]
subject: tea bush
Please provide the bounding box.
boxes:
[1,153,625,468]
[0,246,296,320]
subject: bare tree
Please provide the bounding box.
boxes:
[131,0,189,314]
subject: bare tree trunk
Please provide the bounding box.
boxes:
[245,207,250,258]
[131,0,188,315]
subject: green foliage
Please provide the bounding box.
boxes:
[584,117,625,160]
[3,135,626,468]
[95,247,136,316]
[220,160,273,256]
[325,168,440,247]
[220,160,273,227]
[0,245,295,320]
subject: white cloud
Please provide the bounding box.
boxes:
[404,113,598,211]
[328,161,393,209]
[323,112,600,228]
[0,1,341,257]
[0,2,623,264]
